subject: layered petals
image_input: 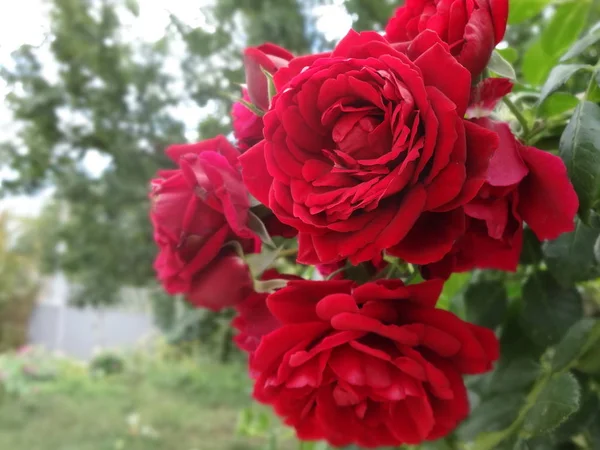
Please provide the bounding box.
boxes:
[150,137,258,310]
[385,0,509,77]
[422,119,578,278]
[241,30,497,266]
[249,279,499,448]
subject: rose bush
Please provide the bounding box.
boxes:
[241,30,499,266]
[150,136,258,310]
[147,1,600,448]
[248,279,498,447]
[385,0,508,77]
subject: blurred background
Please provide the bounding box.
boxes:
[0,1,377,448]
[1,0,599,449]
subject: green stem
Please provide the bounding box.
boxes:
[584,67,599,101]
[503,97,531,137]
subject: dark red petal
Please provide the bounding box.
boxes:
[186,255,253,311]
[388,210,466,265]
[316,293,359,321]
[239,140,272,205]
[467,78,514,119]
[268,280,355,324]
[518,145,578,240]
[488,0,509,44]
[413,42,471,116]
[475,118,529,186]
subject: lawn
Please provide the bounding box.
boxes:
[0,346,294,450]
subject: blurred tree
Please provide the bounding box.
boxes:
[0,0,324,306]
[0,213,40,350]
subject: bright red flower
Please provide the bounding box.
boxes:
[385,0,509,77]
[150,136,258,310]
[250,279,499,448]
[423,119,579,278]
[240,30,498,266]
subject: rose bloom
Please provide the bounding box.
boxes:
[423,118,579,278]
[150,136,259,310]
[385,0,508,77]
[240,30,498,266]
[249,278,499,448]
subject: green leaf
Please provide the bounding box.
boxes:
[538,92,579,118]
[472,430,515,450]
[551,319,600,372]
[437,272,471,311]
[520,228,543,265]
[489,358,541,394]
[487,50,516,80]
[560,22,600,61]
[247,211,276,248]
[464,280,507,329]
[559,101,600,222]
[457,393,526,441]
[554,380,600,441]
[508,0,552,25]
[496,47,518,65]
[522,41,556,86]
[576,323,600,374]
[236,96,265,117]
[538,64,590,106]
[520,272,583,347]
[260,67,277,106]
[523,1,591,86]
[245,245,282,277]
[522,372,581,435]
[541,2,591,58]
[542,219,600,286]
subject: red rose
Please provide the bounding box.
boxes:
[151,136,259,310]
[423,119,579,278]
[385,0,509,77]
[240,30,498,266]
[232,88,264,151]
[250,279,499,448]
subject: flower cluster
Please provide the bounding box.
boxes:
[149,0,579,447]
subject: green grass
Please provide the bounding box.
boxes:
[0,349,293,450]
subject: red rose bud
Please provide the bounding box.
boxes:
[423,119,579,278]
[150,136,259,310]
[232,88,265,151]
[240,30,498,266]
[385,0,509,77]
[243,43,294,111]
[250,279,499,448]
[235,47,330,151]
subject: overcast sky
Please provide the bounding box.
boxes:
[0,0,352,217]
